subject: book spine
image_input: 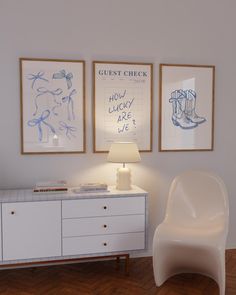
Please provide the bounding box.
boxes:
[33,188,68,193]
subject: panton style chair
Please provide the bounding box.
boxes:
[153,171,229,295]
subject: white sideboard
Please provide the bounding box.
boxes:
[0,209,2,261]
[0,186,147,269]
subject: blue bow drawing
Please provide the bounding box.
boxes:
[33,87,63,116]
[59,121,77,140]
[62,89,77,121]
[36,87,63,98]
[27,71,49,89]
[27,110,55,142]
[52,69,73,89]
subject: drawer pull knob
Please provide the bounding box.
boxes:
[103,206,107,210]
[11,211,15,215]
[103,224,107,228]
[103,242,107,246]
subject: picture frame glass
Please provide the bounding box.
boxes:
[93,61,153,152]
[160,64,214,151]
[20,58,85,154]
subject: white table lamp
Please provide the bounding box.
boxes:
[107,142,141,190]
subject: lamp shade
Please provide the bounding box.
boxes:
[107,142,141,163]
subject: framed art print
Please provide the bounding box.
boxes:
[20,58,85,154]
[159,64,215,151]
[93,61,153,152]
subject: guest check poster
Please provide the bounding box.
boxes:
[93,61,153,152]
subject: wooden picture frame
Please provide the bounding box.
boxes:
[159,64,215,151]
[93,61,153,152]
[20,58,85,154]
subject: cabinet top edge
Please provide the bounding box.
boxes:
[0,185,148,203]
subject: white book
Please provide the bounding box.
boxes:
[79,183,107,190]
[36,180,67,188]
[72,188,109,194]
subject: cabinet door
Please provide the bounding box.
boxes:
[2,201,61,261]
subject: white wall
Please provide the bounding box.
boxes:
[0,0,236,252]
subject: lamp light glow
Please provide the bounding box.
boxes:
[107,142,141,190]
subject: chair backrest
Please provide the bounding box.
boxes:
[165,170,229,230]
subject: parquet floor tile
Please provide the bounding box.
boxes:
[0,249,235,294]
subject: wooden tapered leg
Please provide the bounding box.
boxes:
[116,256,120,270]
[125,254,130,275]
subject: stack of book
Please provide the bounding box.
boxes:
[73,183,108,193]
[33,180,68,193]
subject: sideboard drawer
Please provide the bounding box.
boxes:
[63,214,145,237]
[63,232,145,256]
[62,196,145,218]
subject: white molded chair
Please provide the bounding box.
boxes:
[153,171,229,295]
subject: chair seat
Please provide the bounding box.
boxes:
[157,222,225,243]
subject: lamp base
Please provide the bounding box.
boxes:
[116,167,131,190]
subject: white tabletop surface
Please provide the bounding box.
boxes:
[0,185,147,203]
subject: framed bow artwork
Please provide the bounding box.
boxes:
[20,58,85,154]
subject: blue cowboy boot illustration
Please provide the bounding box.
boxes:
[169,90,197,129]
[184,89,206,124]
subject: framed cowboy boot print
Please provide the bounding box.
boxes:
[159,64,215,151]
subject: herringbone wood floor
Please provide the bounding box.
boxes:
[0,249,235,295]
